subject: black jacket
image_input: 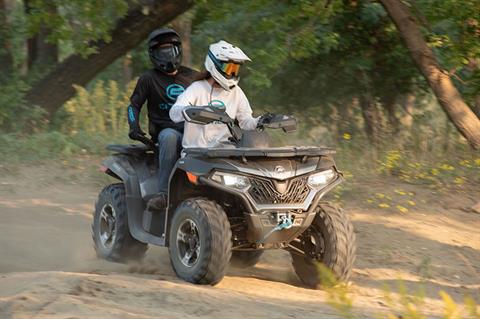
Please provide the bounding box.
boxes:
[129,66,200,139]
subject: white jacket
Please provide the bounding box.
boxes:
[170,79,258,148]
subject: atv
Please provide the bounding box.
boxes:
[92,105,356,288]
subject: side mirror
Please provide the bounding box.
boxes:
[183,107,233,125]
[264,115,297,133]
[209,100,227,113]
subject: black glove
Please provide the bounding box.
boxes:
[257,113,276,128]
[128,125,146,141]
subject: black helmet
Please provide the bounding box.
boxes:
[147,28,182,73]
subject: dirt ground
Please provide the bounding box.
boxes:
[0,159,479,318]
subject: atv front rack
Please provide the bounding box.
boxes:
[184,146,336,158]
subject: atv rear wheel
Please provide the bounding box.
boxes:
[169,198,232,285]
[230,250,263,268]
[92,183,148,261]
[290,203,356,288]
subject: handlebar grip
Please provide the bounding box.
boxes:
[132,134,156,149]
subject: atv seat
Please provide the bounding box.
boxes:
[106,144,153,155]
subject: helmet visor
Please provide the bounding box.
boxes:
[221,62,241,78]
[152,44,181,61]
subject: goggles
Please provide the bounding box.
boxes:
[221,62,241,77]
[153,44,181,58]
[208,51,242,78]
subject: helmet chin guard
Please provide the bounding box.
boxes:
[204,40,250,91]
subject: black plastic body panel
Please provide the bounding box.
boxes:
[103,153,166,246]
[184,146,336,158]
[102,143,343,249]
[245,211,317,245]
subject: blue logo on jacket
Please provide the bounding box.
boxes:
[160,84,185,110]
[166,84,185,101]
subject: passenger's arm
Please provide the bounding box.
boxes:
[169,85,196,123]
[128,76,148,139]
[236,88,259,130]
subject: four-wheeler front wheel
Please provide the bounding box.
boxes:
[92,183,148,261]
[169,198,232,285]
[290,202,356,288]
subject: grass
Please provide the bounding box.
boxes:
[317,265,480,319]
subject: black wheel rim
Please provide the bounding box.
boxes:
[301,226,325,261]
[176,219,201,267]
[99,204,117,249]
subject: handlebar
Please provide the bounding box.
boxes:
[131,133,156,149]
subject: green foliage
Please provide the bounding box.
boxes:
[418,0,480,106]
[317,264,355,319]
[0,78,141,163]
[193,0,419,104]
[59,79,137,137]
[0,131,78,162]
[191,0,426,149]
[26,0,129,57]
[0,76,46,132]
[376,148,480,189]
[192,0,343,89]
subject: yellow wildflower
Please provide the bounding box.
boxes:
[396,205,408,213]
[459,160,471,168]
[439,164,455,171]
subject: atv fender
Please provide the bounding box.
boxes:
[102,156,165,246]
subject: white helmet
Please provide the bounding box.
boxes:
[204,40,251,91]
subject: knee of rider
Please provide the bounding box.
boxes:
[158,130,181,148]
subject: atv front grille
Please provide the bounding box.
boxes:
[248,176,310,205]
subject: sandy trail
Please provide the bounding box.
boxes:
[0,162,479,318]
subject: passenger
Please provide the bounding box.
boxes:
[127,28,201,210]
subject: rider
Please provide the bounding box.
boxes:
[127,28,201,209]
[170,40,273,148]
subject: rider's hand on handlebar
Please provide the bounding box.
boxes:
[128,126,146,141]
[257,113,276,128]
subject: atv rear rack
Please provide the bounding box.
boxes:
[184,146,335,158]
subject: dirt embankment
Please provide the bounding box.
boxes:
[0,162,479,318]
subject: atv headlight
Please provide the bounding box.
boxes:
[211,172,250,190]
[307,169,336,188]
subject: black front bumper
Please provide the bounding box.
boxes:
[244,210,317,247]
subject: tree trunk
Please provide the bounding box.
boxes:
[25,0,58,71]
[400,93,415,127]
[336,98,359,139]
[0,0,14,80]
[172,13,193,67]
[360,95,383,146]
[380,93,400,135]
[122,53,133,87]
[25,0,193,118]
[474,96,480,119]
[380,0,480,149]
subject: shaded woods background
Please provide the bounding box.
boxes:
[0,2,479,317]
[0,0,479,189]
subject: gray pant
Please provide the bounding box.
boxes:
[157,128,182,193]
